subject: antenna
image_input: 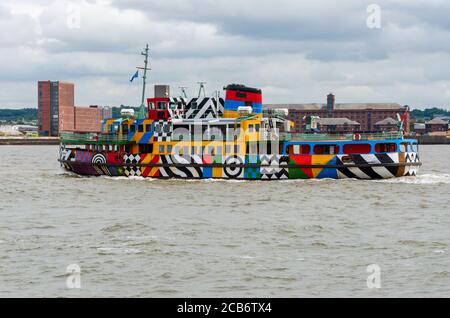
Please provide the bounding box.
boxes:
[179,86,188,99]
[197,81,207,98]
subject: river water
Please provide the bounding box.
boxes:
[0,145,449,297]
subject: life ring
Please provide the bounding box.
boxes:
[353,133,361,141]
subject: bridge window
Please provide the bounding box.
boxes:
[375,143,397,153]
[138,124,144,133]
[145,124,152,132]
[157,102,167,110]
[158,144,165,153]
[314,144,339,155]
[130,125,136,133]
[343,144,371,154]
[167,144,173,153]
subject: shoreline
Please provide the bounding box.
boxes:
[0,137,59,145]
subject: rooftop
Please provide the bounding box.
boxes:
[374,117,398,125]
[316,117,360,126]
[426,117,449,125]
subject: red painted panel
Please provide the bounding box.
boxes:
[290,155,313,178]
[225,90,262,103]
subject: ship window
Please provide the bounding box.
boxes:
[163,124,171,133]
[207,146,215,156]
[400,142,409,152]
[149,102,155,110]
[255,124,260,132]
[234,145,240,154]
[130,125,136,133]
[155,124,162,133]
[225,144,232,154]
[158,145,165,153]
[179,146,188,155]
[157,102,166,110]
[248,142,258,154]
[140,144,153,153]
[167,144,173,153]
[343,144,371,154]
[314,144,339,155]
[290,144,310,155]
[236,92,247,98]
[216,146,223,155]
[375,143,397,153]
[138,124,144,132]
[122,124,128,134]
[145,124,152,132]
[248,124,254,133]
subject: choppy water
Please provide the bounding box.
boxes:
[0,145,449,297]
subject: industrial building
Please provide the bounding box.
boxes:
[38,81,111,136]
[265,93,409,133]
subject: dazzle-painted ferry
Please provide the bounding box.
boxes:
[58,47,421,180]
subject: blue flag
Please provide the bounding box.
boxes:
[130,70,139,82]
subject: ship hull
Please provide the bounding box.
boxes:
[59,151,421,180]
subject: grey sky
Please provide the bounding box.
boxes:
[0,0,449,109]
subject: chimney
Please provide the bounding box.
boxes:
[327,93,335,112]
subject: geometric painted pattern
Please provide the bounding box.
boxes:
[61,150,421,180]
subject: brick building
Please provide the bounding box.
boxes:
[425,117,449,133]
[264,93,409,133]
[38,81,74,136]
[38,81,111,136]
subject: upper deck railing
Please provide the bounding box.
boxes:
[60,132,132,145]
[279,131,403,142]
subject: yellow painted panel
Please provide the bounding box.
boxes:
[311,155,334,178]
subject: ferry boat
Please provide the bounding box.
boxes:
[58,47,421,180]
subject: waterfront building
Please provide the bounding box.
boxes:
[264,93,409,133]
[425,117,449,133]
[38,81,112,136]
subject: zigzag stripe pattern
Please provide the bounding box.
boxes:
[336,153,399,179]
[260,155,289,180]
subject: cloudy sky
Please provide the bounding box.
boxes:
[1,0,450,109]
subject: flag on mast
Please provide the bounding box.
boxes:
[130,70,139,82]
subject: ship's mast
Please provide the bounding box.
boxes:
[137,44,151,108]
